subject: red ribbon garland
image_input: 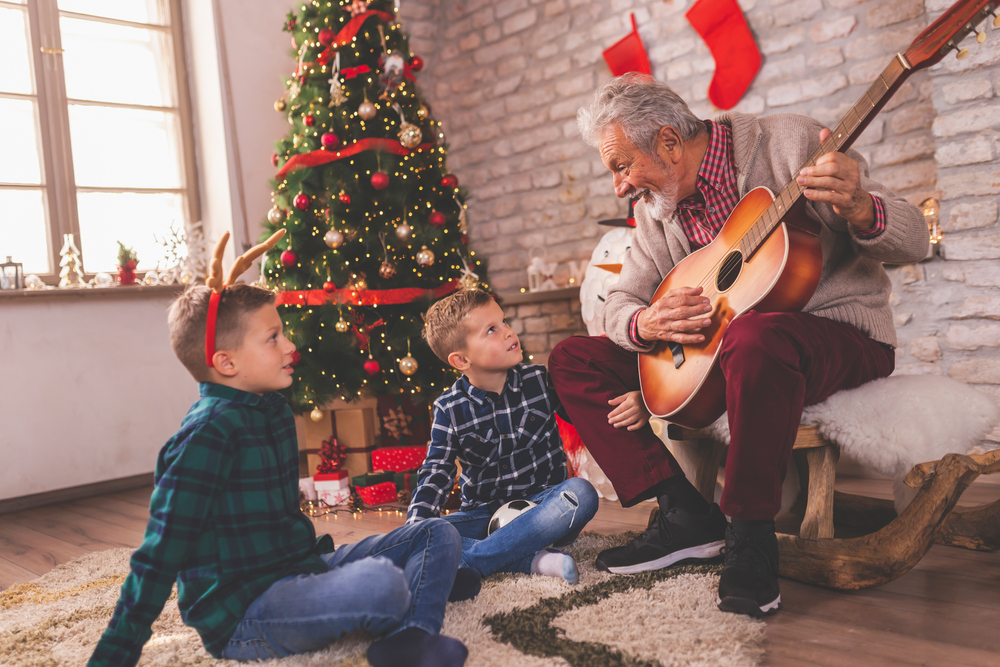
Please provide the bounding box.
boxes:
[276,137,434,178]
[341,64,371,79]
[314,10,395,65]
[277,280,460,308]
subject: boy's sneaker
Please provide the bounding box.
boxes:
[716,523,782,617]
[595,503,727,574]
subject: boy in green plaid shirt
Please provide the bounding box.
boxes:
[89,281,476,667]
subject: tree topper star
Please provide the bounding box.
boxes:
[343,0,369,18]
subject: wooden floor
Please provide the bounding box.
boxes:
[1,478,998,666]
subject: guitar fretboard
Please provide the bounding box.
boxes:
[738,55,910,259]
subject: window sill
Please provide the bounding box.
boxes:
[0,283,185,302]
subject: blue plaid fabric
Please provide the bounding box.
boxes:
[407,364,568,523]
[89,383,334,667]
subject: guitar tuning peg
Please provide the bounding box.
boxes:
[978,30,987,43]
[957,47,971,59]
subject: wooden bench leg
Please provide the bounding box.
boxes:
[693,438,726,504]
[799,445,839,540]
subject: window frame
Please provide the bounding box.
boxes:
[1,0,200,283]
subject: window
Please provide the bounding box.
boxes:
[0,0,198,280]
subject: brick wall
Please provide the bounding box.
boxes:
[406,0,1000,434]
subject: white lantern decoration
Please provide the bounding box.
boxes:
[526,248,558,293]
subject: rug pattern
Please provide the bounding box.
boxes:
[0,533,764,667]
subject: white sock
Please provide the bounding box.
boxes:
[531,549,579,585]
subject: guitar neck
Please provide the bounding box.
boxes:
[742,55,911,258]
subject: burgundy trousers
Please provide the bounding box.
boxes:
[548,311,895,520]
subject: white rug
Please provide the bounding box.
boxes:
[0,533,764,667]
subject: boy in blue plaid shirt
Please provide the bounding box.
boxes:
[408,289,599,583]
[89,281,476,667]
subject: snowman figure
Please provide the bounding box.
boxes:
[579,226,634,336]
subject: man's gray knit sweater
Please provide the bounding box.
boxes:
[604,111,930,351]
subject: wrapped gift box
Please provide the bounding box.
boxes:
[317,486,352,506]
[393,470,415,493]
[299,477,317,501]
[357,481,398,506]
[377,395,431,448]
[352,471,390,487]
[314,470,349,494]
[372,446,428,472]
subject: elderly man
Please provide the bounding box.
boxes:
[549,74,929,617]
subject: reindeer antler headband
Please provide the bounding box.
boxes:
[205,229,286,367]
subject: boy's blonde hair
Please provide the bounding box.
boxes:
[423,289,494,362]
[168,283,277,382]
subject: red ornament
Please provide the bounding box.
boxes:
[371,171,389,190]
[410,55,424,72]
[339,192,351,204]
[294,193,309,210]
[441,174,459,189]
[323,281,336,292]
[290,350,302,366]
[318,27,336,46]
[280,249,298,267]
[321,131,339,149]
[304,114,315,127]
[364,358,381,376]
[461,234,469,245]
[271,153,279,167]
[429,211,446,227]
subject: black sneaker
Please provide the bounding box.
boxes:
[596,503,727,574]
[717,523,782,617]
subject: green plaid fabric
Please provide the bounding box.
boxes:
[88,383,334,667]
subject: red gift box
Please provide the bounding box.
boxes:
[372,445,428,472]
[357,481,398,506]
[314,469,348,482]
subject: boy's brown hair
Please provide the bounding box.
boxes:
[423,289,494,362]
[168,283,277,382]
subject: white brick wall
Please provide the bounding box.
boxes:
[405,0,1000,425]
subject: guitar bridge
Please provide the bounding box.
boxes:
[668,341,685,369]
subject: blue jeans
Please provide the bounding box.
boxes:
[442,477,598,576]
[221,518,462,661]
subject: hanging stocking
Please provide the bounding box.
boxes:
[685,0,761,111]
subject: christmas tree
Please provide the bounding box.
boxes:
[263,0,489,413]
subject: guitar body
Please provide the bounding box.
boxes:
[638,187,823,429]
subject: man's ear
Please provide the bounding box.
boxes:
[212,350,239,377]
[657,126,683,163]
[448,351,470,373]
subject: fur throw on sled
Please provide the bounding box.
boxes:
[701,374,1000,513]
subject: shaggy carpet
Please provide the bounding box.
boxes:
[0,533,765,667]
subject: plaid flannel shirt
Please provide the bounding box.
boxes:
[629,120,887,347]
[88,383,334,667]
[407,364,568,523]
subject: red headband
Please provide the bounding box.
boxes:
[205,290,223,367]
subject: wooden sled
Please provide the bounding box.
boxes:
[665,424,1000,590]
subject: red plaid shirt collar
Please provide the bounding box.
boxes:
[674,120,741,250]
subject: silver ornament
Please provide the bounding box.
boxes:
[399,355,418,376]
[268,205,287,224]
[324,229,344,248]
[416,245,435,267]
[398,121,422,149]
[358,100,377,120]
[395,222,412,241]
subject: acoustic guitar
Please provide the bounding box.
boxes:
[638,0,999,429]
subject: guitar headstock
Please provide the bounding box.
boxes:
[904,0,1000,70]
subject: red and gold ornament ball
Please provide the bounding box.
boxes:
[364,358,381,376]
[318,28,335,46]
[321,132,339,149]
[294,193,309,210]
[371,171,389,190]
[323,280,336,293]
[339,192,351,204]
[428,211,446,227]
[280,249,298,267]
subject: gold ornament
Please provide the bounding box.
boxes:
[398,121,422,149]
[324,229,344,248]
[310,407,324,422]
[267,205,286,224]
[379,261,397,279]
[358,99,377,120]
[416,245,435,267]
[274,97,287,112]
[399,355,418,376]
[395,222,412,241]
[293,134,304,148]
[335,318,350,333]
[416,104,428,120]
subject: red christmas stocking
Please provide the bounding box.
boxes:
[685,0,761,110]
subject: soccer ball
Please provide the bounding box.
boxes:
[487,499,536,536]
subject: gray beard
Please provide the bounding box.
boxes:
[647,183,681,220]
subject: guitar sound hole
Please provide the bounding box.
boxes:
[716,251,744,292]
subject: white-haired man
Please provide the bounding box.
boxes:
[549,74,929,617]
